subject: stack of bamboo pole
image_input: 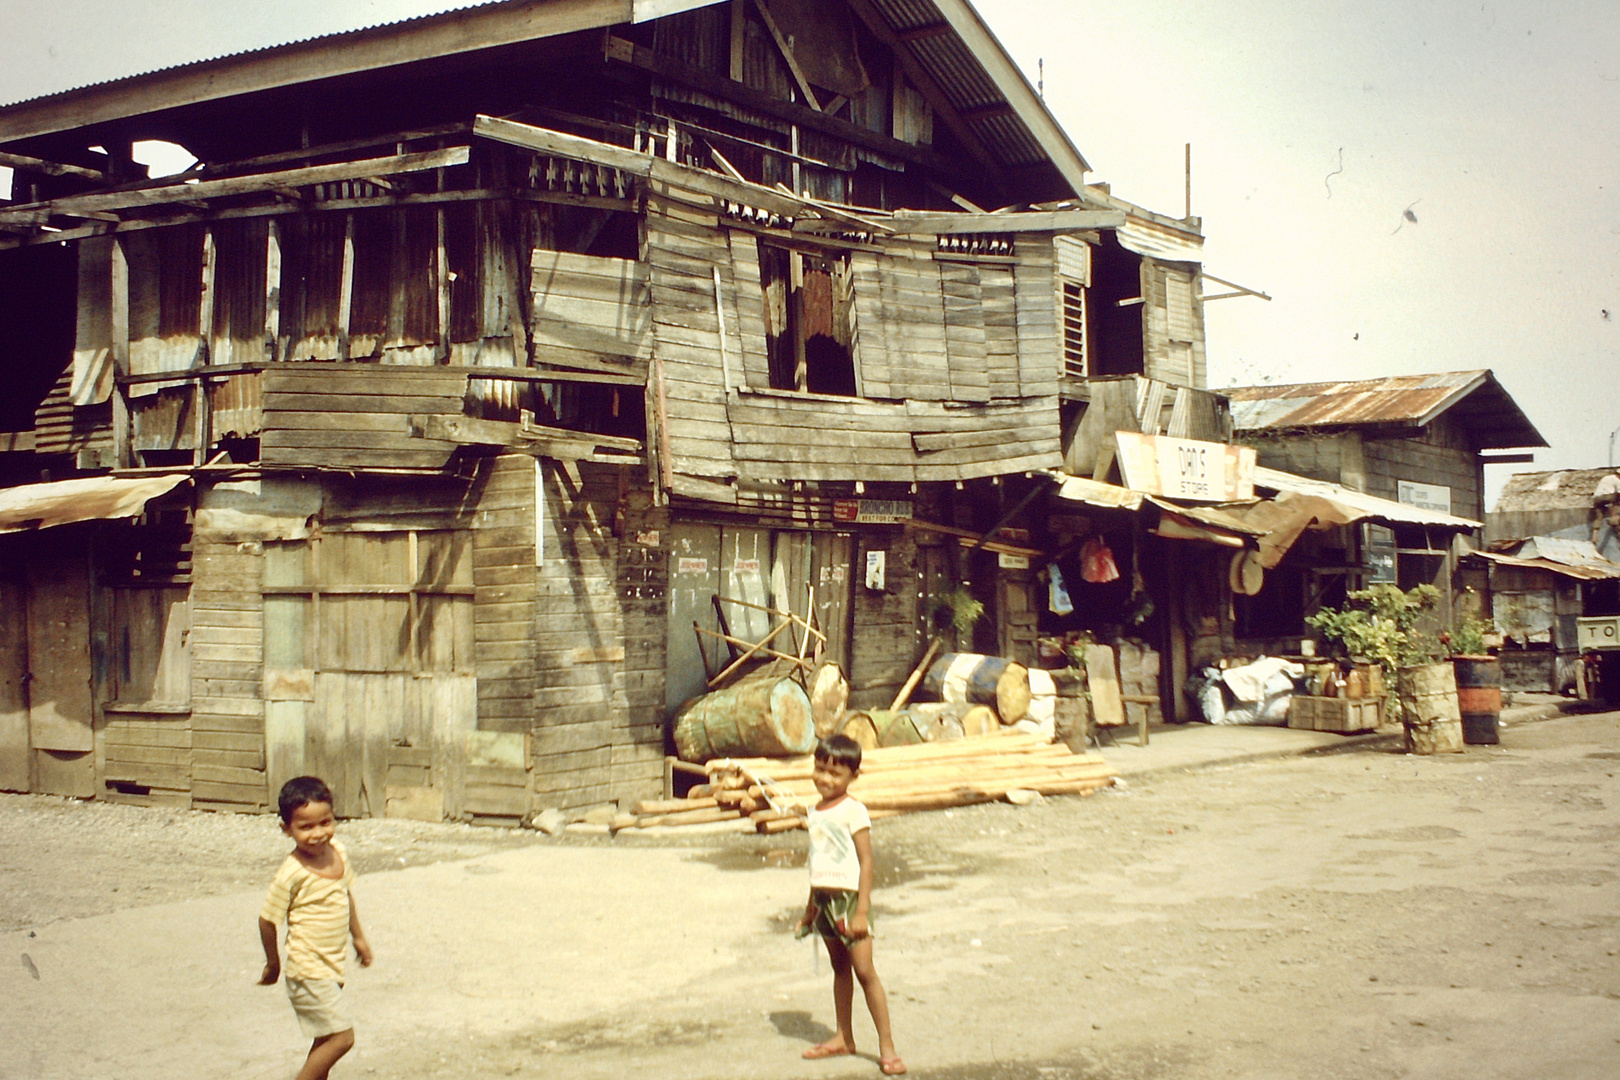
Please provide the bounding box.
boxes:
[608,731,1117,835]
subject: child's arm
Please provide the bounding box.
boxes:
[849,827,875,939]
[257,917,281,985]
[349,893,374,967]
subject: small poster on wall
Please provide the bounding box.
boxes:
[865,549,886,591]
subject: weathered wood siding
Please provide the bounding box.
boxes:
[260,363,464,471]
[189,539,268,811]
[1141,260,1205,390]
[846,528,923,709]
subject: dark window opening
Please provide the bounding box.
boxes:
[0,243,78,431]
[758,241,856,394]
[1087,231,1144,377]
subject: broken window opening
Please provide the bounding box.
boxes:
[757,240,857,395]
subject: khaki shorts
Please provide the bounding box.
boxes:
[285,977,352,1039]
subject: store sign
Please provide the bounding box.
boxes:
[1397,480,1452,514]
[1113,432,1256,502]
[1364,524,1397,584]
[833,499,913,524]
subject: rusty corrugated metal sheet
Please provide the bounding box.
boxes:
[1228,371,1486,429]
[0,474,189,534]
[1229,370,1546,449]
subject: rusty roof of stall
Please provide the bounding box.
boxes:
[1226,370,1546,449]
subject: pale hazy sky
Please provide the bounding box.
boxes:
[1,0,1615,506]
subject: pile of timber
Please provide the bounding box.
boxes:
[608,730,1117,835]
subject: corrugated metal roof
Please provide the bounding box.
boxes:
[1467,547,1620,581]
[1228,370,1546,449]
[0,474,189,534]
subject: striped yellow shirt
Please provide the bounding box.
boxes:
[260,839,356,981]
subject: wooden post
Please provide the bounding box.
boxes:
[337,212,355,360]
[109,237,130,468]
[890,636,944,711]
[265,218,282,361]
[195,227,216,466]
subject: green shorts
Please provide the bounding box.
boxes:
[796,887,872,949]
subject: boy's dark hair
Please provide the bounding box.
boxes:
[277,775,335,824]
[815,734,863,773]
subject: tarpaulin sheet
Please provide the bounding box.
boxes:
[0,474,189,534]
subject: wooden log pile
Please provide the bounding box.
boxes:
[608,730,1118,835]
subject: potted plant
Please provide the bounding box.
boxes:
[1306,584,1461,753]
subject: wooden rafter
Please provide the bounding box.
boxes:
[0,146,469,227]
[0,150,108,182]
[749,0,822,111]
[841,0,1002,180]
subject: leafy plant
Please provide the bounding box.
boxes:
[1306,584,1446,690]
[1445,614,1495,657]
[930,584,984,640]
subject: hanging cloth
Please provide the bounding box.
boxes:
[1048,562,1074,615]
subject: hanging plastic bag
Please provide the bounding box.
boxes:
[1048,562,1074,615]
[1080,536,1120,583]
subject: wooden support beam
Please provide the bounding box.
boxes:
[0,150,108,182]
[749,0,822,111]
[729,0,747,83]
[264,218,282,361]
[887,209,1125,234]
[0,146,470,227]
[336,213,354,361]
[110,237,130,467]
[414,413,642,455]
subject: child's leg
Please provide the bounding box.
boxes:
[847,938,897,1060]
[295,1028,354,1080]
[827,935,857,1052]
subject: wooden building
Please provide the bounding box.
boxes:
[0,0,1249,815]
[1226,371,1545,635]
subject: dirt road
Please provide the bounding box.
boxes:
[3,711,1618,1080]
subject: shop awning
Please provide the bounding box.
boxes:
[1049,472,1262,548]
[1253,467,1482,530]
[0,474,190,534]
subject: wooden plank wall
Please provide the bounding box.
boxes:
[616,484,671,796]
[260,364,463,470]
[645,187,737,488]
[189,539,268,811]
[1141,261,1206,390]
[850,241,949,400]
[533,458,663,809]
[529,249,652,373]
[471,453,540,763]
[846,528,923,710]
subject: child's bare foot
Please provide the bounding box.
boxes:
[802,1040,854,1059]
[879,1055,908,1075]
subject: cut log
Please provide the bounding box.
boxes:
[922,653,1032,723]
[672,670,816,762]
[809,661,850,739]
[890,636,945,711]
[961,704,1000,737]
[632,796,717,815]
[758,815,806,834]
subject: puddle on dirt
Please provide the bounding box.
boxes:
[691,845,934,888]
[1584,751,1620,760]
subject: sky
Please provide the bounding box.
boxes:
[0,0,1615,508]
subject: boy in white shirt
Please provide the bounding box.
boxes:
[795,735,905,1075]
[257,776,373,1080]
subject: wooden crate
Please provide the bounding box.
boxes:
[1288,695,1381,733]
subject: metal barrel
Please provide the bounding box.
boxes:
[1452,655,1501,745]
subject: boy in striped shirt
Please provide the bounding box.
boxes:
[258,776,373,1080]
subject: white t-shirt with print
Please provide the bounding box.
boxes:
[807,795,871,891]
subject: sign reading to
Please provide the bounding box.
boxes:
[1113,432,1256,502]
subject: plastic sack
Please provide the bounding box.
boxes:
[1080,536,1120,583]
